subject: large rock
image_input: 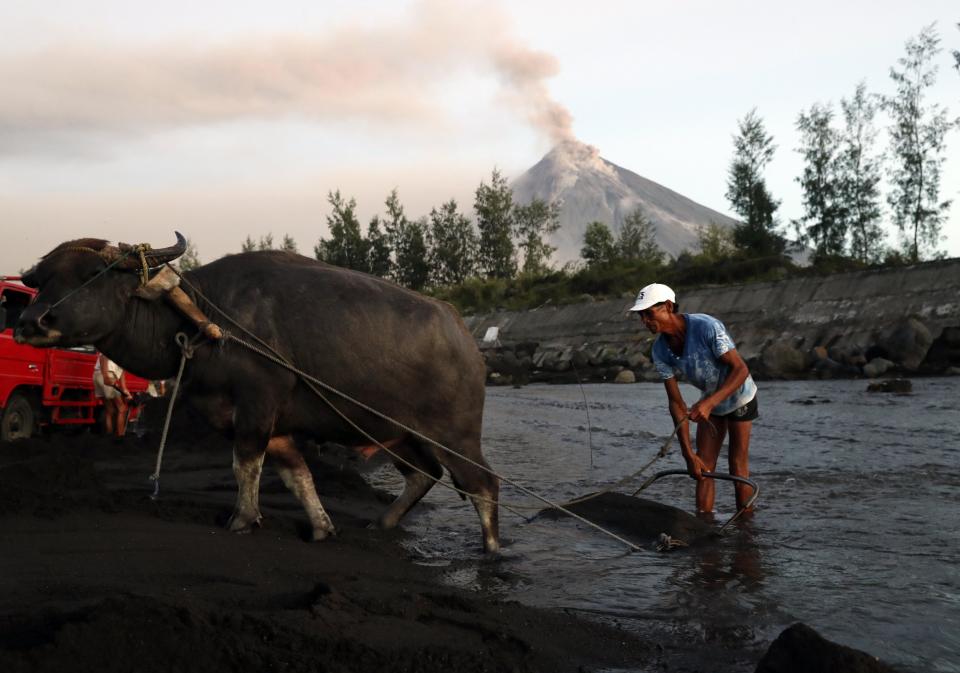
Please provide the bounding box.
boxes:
[921,324,960,371]
[862,357,894,378]
[866,378,912,394]
[878,317,933,370]
[761,341,809,378]
[614,369,636,384]
[756,623,896,673]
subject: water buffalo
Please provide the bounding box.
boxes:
[15,234,500,552]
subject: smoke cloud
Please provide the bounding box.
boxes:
[0,1,574,155]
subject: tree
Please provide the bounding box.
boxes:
[514,198,561,275]
[394,218,430,290]
[953,23,959,74]
[474,169,516,278]
[794,102,847,258]
[427,199,478,285]
[839,83,885,263]
[884,24,955,262]
[696,223,736,262]
[365,216,392,278]
[580,221,617,267]
[725,109,785,256]
[178,238,202,271]
[314,190,369,271]
[281,234,298,254]
[618,209,664,266]
[241,235,256,253]
[380,189,429,288]
[257,233,275,251]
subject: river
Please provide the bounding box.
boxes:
[366,377,960,672]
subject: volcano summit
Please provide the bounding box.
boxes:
[511,141,739,264]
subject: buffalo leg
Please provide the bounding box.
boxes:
[227,434,267,534]
[267,435,336,541]
[438,439,500,554]
[379,438,442,530]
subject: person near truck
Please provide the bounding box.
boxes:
[93,353,132,440]
[630,283,758,514]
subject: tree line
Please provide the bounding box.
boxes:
[726,24,958,265]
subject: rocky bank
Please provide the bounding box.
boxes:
[465,258,960,385]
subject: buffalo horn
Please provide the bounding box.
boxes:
[117,232,188,269]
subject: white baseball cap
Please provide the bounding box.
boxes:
[629,283,676,312]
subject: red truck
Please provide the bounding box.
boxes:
[0,277,149,442]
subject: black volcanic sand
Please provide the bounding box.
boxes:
[0,424,898,673]
[0,427,673,673]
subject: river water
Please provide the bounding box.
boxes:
[366,378,960,672]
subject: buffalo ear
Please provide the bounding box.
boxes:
[20,267,39,288]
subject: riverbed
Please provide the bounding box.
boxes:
[367,378,960,672]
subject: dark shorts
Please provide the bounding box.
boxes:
[712,395,758,423]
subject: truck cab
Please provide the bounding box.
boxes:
[0,277,148,441]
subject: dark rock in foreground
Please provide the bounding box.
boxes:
[866,378,912,394]
[756,623,896,673]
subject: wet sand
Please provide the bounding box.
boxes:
[0,427,682,673]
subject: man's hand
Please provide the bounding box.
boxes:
[689,399,716,423]
[684,453,708,480]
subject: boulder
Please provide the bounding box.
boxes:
[878,317,933,370]
[921,324,960,371]
[614,369,635,384]
[862,357,894,378]
[866,378,912,394]
[761,342,808,378]
[810,345,829,361]
[625,349,650,369]
[571,348,590,370]
[756,623,896,673]
[813,357,845,379]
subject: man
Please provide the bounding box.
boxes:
[631,283,757,513]
[93,353,132,440]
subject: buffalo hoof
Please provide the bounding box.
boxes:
[311,526,336,542]
[227,512,263,534]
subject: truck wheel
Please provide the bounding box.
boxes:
[1,393,36,442]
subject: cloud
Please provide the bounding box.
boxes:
[0,0,574,155]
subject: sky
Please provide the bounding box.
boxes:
[0,0,958,272]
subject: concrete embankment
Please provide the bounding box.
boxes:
[464,258,960,384]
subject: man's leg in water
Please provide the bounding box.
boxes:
[695,416,728,513]
[728,420,753,510]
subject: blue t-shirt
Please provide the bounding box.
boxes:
[651,313,757,415]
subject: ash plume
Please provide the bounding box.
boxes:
[0,1,576,155]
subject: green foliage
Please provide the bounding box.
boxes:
[178,238,202,271]
[884,24,954,262]
[581,221,617,267]
[314,190,369,271]
[696,223,736,263]
[281,235,298,254]
[381,189,430,289]
[618,209,665,265]
[395,218,430,291]
[954,23,959,75]
[475,168,516,279]
[427,199,477,286]
[241,235,256,253]
[839,83,885,263]
[794,102,847,259]
[365,216,392,278]
[514,198,561,275]
[726,109,785,256]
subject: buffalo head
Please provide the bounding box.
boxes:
[15,233,187,347]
